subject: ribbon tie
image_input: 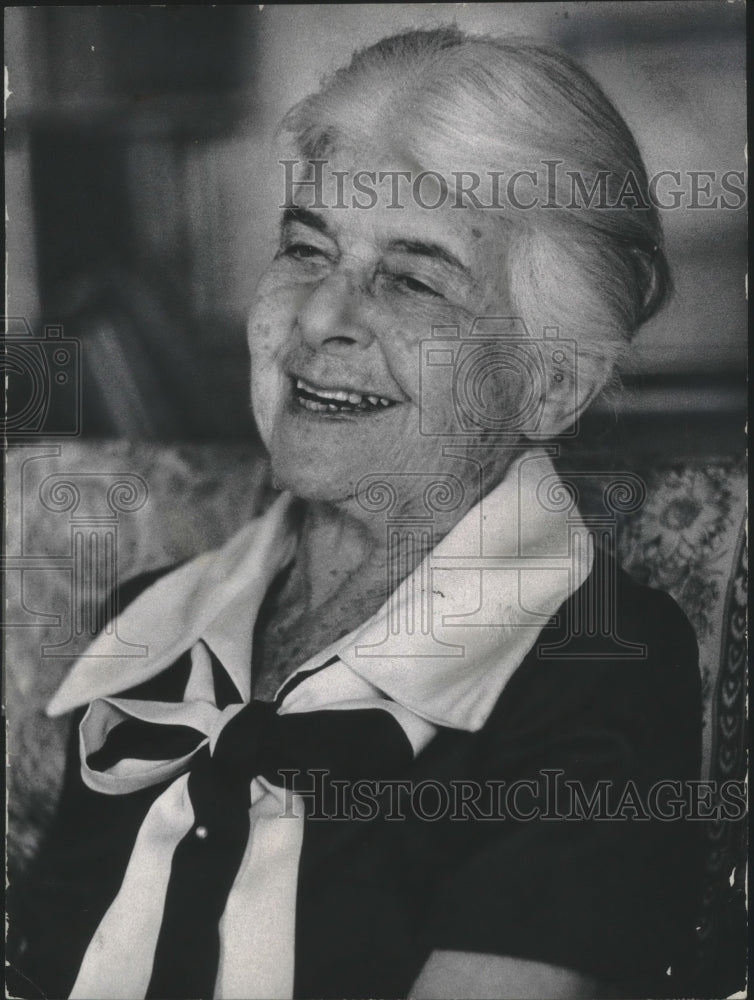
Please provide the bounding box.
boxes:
[74,646,430,999]
[84,690,419,800]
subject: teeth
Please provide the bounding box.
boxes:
[296,377,359,403]
[295,377,394,411]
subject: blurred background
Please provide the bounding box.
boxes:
[4,2,747,455]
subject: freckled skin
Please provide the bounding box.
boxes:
[247,153,523,520]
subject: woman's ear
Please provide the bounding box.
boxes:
[531,350,614,439]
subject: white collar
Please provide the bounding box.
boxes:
[47,448,592,732]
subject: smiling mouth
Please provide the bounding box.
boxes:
[292,377,399,414]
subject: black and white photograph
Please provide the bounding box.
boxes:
[4,4,747,998]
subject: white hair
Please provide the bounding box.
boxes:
[282,26,670,393]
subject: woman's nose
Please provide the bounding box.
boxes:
[296,272,374,352]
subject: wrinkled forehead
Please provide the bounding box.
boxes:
[278,70,481,205]
[277,135,516,244]
[274,86,517,282]
[275,153,513,311]
[282,146,449,208]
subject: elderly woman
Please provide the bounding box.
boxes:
[10,27,701,1000]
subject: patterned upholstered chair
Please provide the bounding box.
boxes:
[535,451,747,996]
[5,442,747,997]
[616,460,747,997]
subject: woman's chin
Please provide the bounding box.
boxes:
[269,456,357,505]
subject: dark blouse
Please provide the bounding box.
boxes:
[8,554,702,999]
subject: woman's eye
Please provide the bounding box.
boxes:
[388,273,443,298]
[279,242,328,261]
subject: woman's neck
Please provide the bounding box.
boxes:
[281,499,397,617]
[278,445,518,619]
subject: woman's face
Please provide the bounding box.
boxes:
[247,152,527,510]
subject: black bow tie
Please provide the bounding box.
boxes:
[88,696,415,999]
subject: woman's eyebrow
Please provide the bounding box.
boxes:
[280,206,332,236]
[386,238,473,280]
[279,211,473,281]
